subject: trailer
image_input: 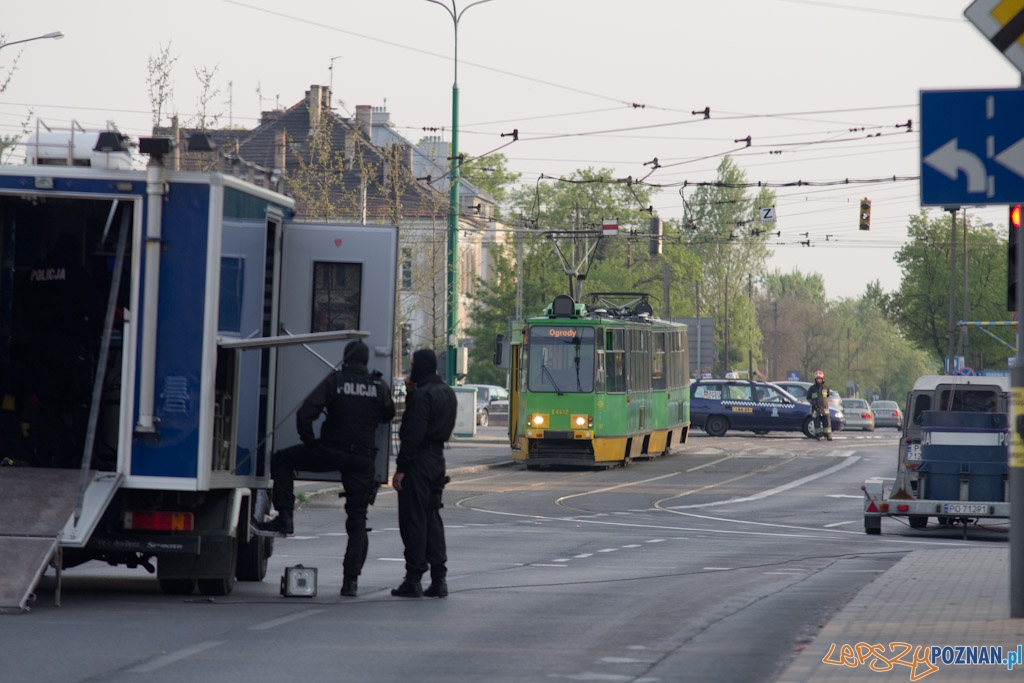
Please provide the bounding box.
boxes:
[0,131,398,612]
[862,374,1010,535]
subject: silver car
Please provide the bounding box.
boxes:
[841,397,875,431]
[870,400,903,429]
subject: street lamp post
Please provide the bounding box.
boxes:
[425,0,493,385]
[0,31,64,51]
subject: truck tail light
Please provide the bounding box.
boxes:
[124,511,195,531]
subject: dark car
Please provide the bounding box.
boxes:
[462,384,510,427]
[690,379,844,437]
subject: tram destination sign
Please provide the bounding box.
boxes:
[920,88,1024,207]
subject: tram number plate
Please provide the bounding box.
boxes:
[942,503,990,515]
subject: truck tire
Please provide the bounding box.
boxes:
[237,533,271,581]
[198,576,236,596]
[159,578,197,595]
[705,415,728,437]
[909,515,928,529]
[864,516,881,535]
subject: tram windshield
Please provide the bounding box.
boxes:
[527,326,595,394]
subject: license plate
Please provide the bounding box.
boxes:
[942,503,990,515]
[906,443,921,461]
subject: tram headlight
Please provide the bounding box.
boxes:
[529,413,549,428]
[571,414,592,429]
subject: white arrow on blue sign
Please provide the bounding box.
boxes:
[921,88,1024,207]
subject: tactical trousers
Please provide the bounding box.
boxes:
[270,442,375,577]
[397,454,447,582]
[812,411,832,437]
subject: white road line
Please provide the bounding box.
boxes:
[667,456,861,510]
[622,544,641,548]
[703,567,732,571]
[824,521,856,528]
[130,641,223,673]
[686,455,734,472]
[597,548,617,553]
[827,494,863,499]
[250,609,325,631]
[531,564,568,568]
[555,472,682,504]
[574,553,594,558]
[377,557,405,562]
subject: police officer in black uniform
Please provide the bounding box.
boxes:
[262,339,395,597]
[391,348,458,599]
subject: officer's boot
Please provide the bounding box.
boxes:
[391,576,423,598]
[260,509,294,535]
[340,576,358,597]
[424,573,448,598]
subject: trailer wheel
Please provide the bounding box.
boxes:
[864,517,881,535]
[909,515,928,529]
[159,578,197,595]
[705,415,728,437]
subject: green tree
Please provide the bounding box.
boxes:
[686,158,775,375]
[460,152,520,212]
[887,211,1009,370]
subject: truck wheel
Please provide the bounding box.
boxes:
[909,515,928,529]
[864,517,881,535]
[705,415,728,437]
[198,576,236,597]
[237,533,270,581]
[159,578,197,595]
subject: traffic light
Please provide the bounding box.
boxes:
[858,198,871,231]
[1010,204,1021,311]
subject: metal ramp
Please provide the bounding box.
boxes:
[0,469,98,613]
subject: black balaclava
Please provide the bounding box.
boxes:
[410,349,438,384]
[342,340,370,369]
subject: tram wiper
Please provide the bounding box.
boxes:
[541,363,563,396]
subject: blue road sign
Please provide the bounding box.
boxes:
[921,88,1024,206]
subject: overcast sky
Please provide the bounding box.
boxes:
[2,0,1021,300]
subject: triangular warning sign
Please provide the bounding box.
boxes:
[865,501,879,513]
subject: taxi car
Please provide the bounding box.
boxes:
[690,379,844,437]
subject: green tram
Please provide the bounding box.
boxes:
[507,293,690,468]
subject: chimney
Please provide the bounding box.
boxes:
[307,85,323,132]
[274,129,286,173]
[261,110,282,126]
[355,105,373,141]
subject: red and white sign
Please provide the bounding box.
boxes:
[602,219,618,236]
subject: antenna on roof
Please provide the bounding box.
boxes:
[329,56,342,110]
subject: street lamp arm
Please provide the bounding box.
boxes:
[0,31,64,51]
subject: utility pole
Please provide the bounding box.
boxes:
[946,207,959,370]
[962,208,970,364]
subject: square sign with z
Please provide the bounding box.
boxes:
[920,88,1024,206]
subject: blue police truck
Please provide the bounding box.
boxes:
[0,129,398,611]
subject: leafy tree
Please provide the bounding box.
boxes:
[0,34,33,162]
[686,158,775,375]
[887,211,1009,370]
[460,152,520,211]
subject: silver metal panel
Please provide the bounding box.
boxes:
[276,223,399,483]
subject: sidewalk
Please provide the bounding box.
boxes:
[778,547,1024,682]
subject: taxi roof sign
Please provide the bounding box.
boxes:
[965,0,1024,74]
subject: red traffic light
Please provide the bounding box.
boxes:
[1012,204,1021,229]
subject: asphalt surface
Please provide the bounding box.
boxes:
[372,427,1024,682]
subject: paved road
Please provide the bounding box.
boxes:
[3,429,995,683]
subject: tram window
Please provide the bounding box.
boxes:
[652,332,666,390]
[604,328,626,394]
[527,326,596,393]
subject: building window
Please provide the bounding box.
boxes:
[401,247,413,290]
[312,261,361,332]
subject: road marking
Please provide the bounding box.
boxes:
[574,553,594,558]
[703,567,732,571]
[827,494,862,499]
[622,544,641,548]
[555,472,681,504]
[686,455,734,472]
[597,548,617,553]
[645,539,666,543]
[130,641,223,673]
[667,456,860,510]
[531,564,568,568]
[824,521,855,528]
[250,609,325,631]
[377,557,405,562]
